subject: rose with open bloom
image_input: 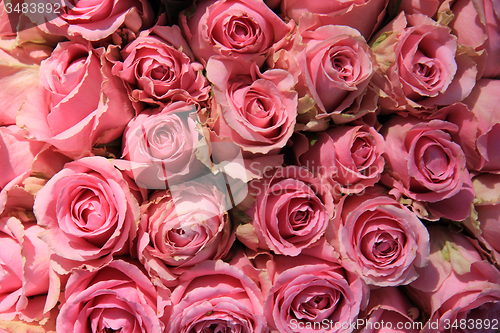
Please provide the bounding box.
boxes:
[370,13,478,113]
[237,166,335,256]
[34,156,140,271]
[329,187,430,286]
[180,0,294,66]
[17,41,134,158]
[57,259,169,333]
[166,260,267,333]
[381,115,475,221]
[111,25,210,112]
[137,181,234,287]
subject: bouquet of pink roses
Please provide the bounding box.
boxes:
[1,0,499,332]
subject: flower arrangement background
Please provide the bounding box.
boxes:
[0,0,500,332]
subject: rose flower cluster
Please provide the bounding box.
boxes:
[1,0,500,332]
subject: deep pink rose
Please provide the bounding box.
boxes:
[356,287,420,333]
[407,225,500,332]
[0,217,55,324]
[137,182,235,287]
[18,41,134,158]
[34,156,140,271]
[237,166,335,256]
[57,259,169,333]
[206,57,297,158]
[110,25,210,112]
[167,260,267,333]
[371,13,478,113]
[292,124,385,194]
[120,102,204,189]
[263,250,367,333]
[39,0,153,41]
[450,0,500,79]
[329,187,430,286]
[281,0,388,39]
[179,0,294,66]
[381,115,475,221]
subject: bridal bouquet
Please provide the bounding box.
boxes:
[0,0,499,332]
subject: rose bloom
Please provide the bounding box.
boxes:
[179,0,294,66]
[407,225,500,332]
[381,115,475,221]
[206,57,297,158]
[166,260,267,333]
[370,13,478,113]
[281,0,388,39]
[287,24,377,126]
[237,166,335,256]
[137,181,234,288]
[329,187,430,286]
[17,41,134,159]
[39,0,153,41]
[120,102,204,189]
[263,249,367,333]
[57,259,169,333]
[34,156,140,271]
[292,124,385,194]
[111,25,210,113]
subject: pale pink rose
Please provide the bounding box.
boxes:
[329,187,430,286]
[206,57,297,158]
[120,102,204,189]
[287,23,378,126]
[179,0,294,66]
[137,182,235,287]
[39,0,153,41]
[110,25,210,113]
[237,166,335,256]
[17,41,134,159]
[167,260,267,333]
[33,156,140,272]
[57,259,169,333]
[381,115,475,221]
[450,0,500,79]
[281,0,388,39]
[370,13,478,113]
[0,217,56,324]
[407,225,500,332]
[0,125,44,191]
[263,249,367,333]
[292,124,385,194]
[356,287,420,333]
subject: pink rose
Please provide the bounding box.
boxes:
[179,0,294,66]
[34,156,140,271]
[407,225,500,332]
[39,0,153,41]
[110,25,210,113]
[137,182,235,287]
[17,41,134,158]
[237,166,335,256]
[263,250,367,333]
[286,24,377,126]
[281,0,388,39]
[356,287,420,333]
[120,102,204,189]
[381,115,475,221]
[370,13,478,113]
[0,217,55,324]
[57,259,169,333]
[329,187,430,286]
[292,124,385,194]
[166,260,267,333]
[206,57,297,158]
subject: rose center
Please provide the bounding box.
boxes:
[291,286,340,321]
[351,137,372,168]
[151,65,171,81]
[330,50,354,81]
[166,227,195,247]
[423,145,448,177]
